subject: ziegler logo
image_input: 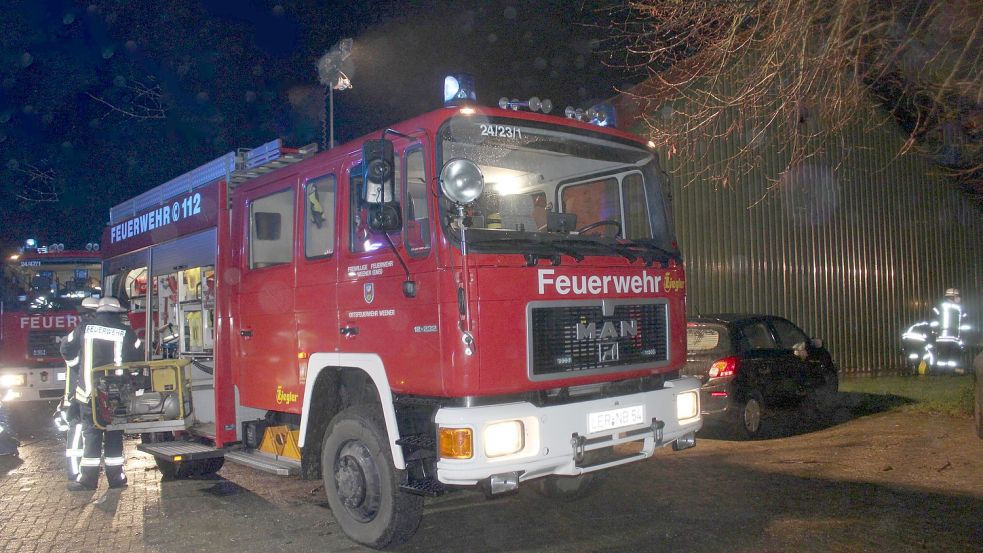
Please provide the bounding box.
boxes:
[275,385,299,405]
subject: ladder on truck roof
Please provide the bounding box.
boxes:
[109,139,318,224]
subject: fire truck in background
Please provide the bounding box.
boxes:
[0,240,102,404]
[100,76,701,549]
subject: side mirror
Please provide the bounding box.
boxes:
[361,139,401,232]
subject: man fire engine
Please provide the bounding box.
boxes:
[100,76,701,549]
[0,240,102,404]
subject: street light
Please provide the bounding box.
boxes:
[316,38,354,149]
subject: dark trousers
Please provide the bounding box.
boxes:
[77,405,126,488]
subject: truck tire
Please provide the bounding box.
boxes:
[156,457,188,479]
[321,405,422,549]
[533,473,599,501]
[155,455,224,479]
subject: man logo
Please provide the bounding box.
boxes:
[363,283,375,304]
[599,342,620,363]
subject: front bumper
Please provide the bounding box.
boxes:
[434,377,702,487]
[0,367,66,403]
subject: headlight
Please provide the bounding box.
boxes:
[484,420,524,458]
[676,391,699,422]
[439,158,484,205]
[0,374,26,388]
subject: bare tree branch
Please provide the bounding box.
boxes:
[86,77,167,120]
[611,0,983,196]
[10,163,59,203]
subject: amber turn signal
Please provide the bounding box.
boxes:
[438,427,473,459]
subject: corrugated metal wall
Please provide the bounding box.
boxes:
[648,109,983,373]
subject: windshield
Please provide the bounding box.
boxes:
[1,256,102,312]
[438,115,678,258]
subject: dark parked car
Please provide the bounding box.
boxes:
[684,314,839,438]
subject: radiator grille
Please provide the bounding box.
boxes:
[28,331,62,358]
[528,302,669,379]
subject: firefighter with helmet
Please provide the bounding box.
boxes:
[60,297,142,490]
[930,288,970,370]
[56,296,100,481]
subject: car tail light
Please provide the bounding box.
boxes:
[708,357,738,378]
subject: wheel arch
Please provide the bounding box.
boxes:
[299,353,406,479]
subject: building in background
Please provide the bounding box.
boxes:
[616,91,983,374]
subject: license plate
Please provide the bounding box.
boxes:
[57,372,66,381]
[588,405,645,434]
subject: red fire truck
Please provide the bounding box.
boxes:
[0,241,101,404]
[101,80,701,548]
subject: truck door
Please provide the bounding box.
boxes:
[337,142,443,396]
[234,179,299,410]
[296,172,340,389]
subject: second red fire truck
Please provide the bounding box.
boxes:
[0,241,101,405]
[99,78,701,548]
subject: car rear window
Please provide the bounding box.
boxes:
[687,324,730,352]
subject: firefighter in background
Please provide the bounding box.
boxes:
[930,288,971,370]
[903,288,972,373]
[60,297,142,490]
[56,296,100,481]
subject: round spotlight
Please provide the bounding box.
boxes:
[540,99,553,114]
[439,159,484,205]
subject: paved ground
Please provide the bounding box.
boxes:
[1,399,981,553]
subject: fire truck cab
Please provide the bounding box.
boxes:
[102,86,700,549]
[0,242,101,404]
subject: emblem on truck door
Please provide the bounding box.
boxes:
[363,283,374,304]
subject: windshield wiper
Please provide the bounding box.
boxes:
[549,238,636,264]
[625,239,683,265]
[466,237,585,264]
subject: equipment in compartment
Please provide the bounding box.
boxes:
[90,359,193,431]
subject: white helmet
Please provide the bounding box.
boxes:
[81,297,100,311]
[96,297,127,313]
[944,288,960,298]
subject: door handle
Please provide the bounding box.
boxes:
[340,326,359,336]
[240,329,253,337]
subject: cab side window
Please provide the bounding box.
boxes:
[250,188,294,269]
[305,175,336,259]
[403,148,431,256]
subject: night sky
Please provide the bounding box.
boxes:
[0,0,632,253]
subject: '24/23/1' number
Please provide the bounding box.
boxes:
[479,124,523,139]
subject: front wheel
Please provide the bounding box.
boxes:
[322,405,422,549]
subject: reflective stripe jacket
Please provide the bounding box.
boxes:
[60,312,142,403]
